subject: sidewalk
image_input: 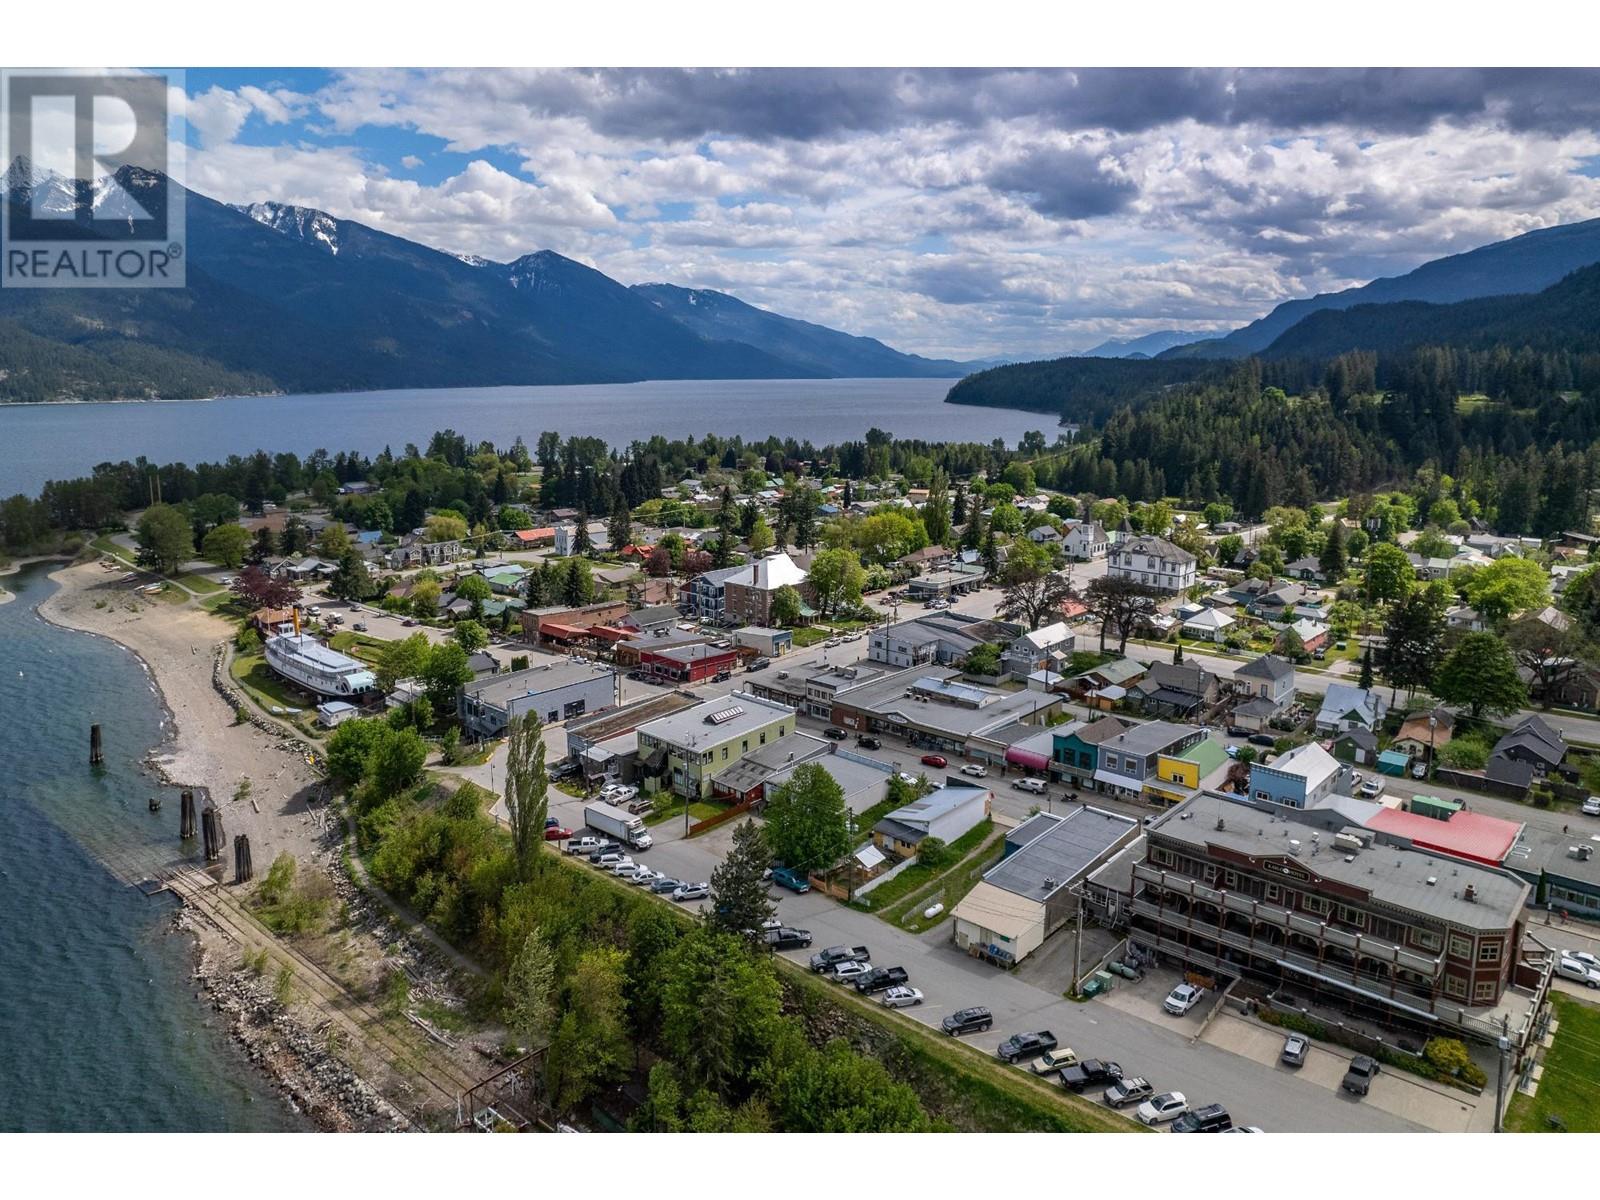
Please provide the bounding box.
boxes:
[1202,1010,1484,1131]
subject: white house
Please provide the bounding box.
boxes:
[871,781,992,859]
[1107,534,1197,593]
[1181,607,1235,643]
[1231,654,1295,732]
[1063,521,1109,560]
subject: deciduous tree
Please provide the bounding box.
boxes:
[1433,632,1528,718]
[504,710,549,883]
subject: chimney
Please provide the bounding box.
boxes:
[1463,884,1477,903]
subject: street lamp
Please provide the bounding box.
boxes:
[1493,1034,1512,1133]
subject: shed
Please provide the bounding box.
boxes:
[1377,749,1412,777]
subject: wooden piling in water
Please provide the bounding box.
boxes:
[89,724,103,765]
[201,806,225,863]
[179,790,196,840]
[234,834,253,883]
[148,795,161,812]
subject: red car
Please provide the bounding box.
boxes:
[543,826,573,841]
[921,754,948,768]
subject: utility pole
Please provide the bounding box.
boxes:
[1493,1034,1511,1133]
[1070,885,1084,998]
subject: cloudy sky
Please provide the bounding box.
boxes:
[178,68,1600,359]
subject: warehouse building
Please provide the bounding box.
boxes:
[458,658,619,738]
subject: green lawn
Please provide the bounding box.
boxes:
[856,821,1003,932]
[1507,993,1600,1132]
[176,572,223,594]
[230,653,317,728]
[91,535,135,564]
[791,626,831,648]
[644,798,724,827]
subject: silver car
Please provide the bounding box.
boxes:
[879,986,924,1009]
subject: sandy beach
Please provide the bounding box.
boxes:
[40,560,328,870]
[38,559,494,1129]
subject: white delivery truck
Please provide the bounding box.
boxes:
[584,800,653,851]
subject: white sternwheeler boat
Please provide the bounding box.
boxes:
[263,632,377,698]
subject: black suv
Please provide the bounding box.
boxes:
[1342,1055,1380,1096]
[823,727,848,740]
[856,734,883,750]
[941,1007,993,1037]
[1172,1103,1232,1133]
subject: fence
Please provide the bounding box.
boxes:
[687,796,760,836]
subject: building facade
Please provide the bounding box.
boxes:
[1107,534,1198,592]
[636,691,797,798]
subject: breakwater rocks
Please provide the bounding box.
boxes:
[184,917,409,1133]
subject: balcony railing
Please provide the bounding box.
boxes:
[1132,862,1442,978]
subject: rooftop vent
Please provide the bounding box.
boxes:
[1426,876,1438,887]
[1043,876,1058,890]
[1215,817,1226,831]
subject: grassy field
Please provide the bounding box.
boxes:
[230,653,318,730]
[854,819,997,916]
[644,798,724,827]
[176,572,224,594]
[791,626,831,648]
[881,831,1007,934]
[90,535,135,564]
[1506,993,1600,1132]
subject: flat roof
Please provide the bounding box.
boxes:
[983,805,1139,901]
[463,659,616,707]
[1366,807,1524,867]
[952,880,1043,936]
[638,690,795,748]
[564,691,699,743]
[1155,791,1528,930]
[1100,720,1201,757]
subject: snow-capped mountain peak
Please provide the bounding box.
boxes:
[240,200,341,255]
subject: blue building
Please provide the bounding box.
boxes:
[1247,741,1341,809]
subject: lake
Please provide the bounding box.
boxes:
[0,565,305,1131]
[0,377,1053,498]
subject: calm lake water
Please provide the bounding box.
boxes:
[0,377,1051,498]
[0,565,305,1131]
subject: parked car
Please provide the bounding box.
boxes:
[1280,1033,1310,1066]
[627,867,660,886]
[648,877,682,894]
[823,727,848,740]
[1135,1091,1189,1125]
[352,621,368,632]
[747,658,771,672]
[1028,1047,1080,1075]
[830,960,874,984]
[1342,1055,1380,1096]
[1163,983,1206,1015]
[401,618,417,627]
[1411,761,1429,779]
[853,966,909,995]
[921,754,948,769]
[771,866,811,893]
[604,856,637,875]
[960,763,988,778]
[856,734,883,750]
[566,836,603,856]
[764,927,813,951]
[1584,795,1600,817]
[940,1006,992,1036]
[670,882,709,902]
[1556,955,1600,988]
[1230,1125,1266,1133]
[1226,726,1250,738]
[1171,1103,1232,1132]
[1566,950,1600,972]
[1358,779,1382,799]
[1104,1077,1155,1108]
[586,842,622,861]
[996,1031,1057,1063]
[543,826,573,841]
[1248,733,1276,747]
[879,986,924,1009]
[810,944,871,973]
[1012,777,1048,794]
[1061,1059,1124,1093]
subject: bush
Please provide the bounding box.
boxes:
[916,837,952,870]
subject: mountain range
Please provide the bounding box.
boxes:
[1075,330,1218,359]
[1161,217,1600,359]
[0,161,975,403]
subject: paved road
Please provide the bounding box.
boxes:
[540,784,1426,1132]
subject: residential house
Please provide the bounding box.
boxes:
[1489,716,1566,779]
[1286,618,1329,654]
[896,545,953,575]
[1231,654,1296,731]
[1546,662,1600,712]
[872,782,992,859]
[1248,741,1342,809]
[1181,607,1236,643]
[868,612,1018,670]
[681,563,748,621]
[1002,621,1075,677]
[1392,707,1455,760]
[1106,534,1198,593]
[1446,605,1487,633]
[1251,581,1309,622]
[1283,556,1327,583]
[1331,727,1379,766]
[1128,661,1221,719]
[1315,683,1388,734]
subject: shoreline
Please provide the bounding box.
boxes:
[33,560,458,1132]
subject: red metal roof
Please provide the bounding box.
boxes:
[588,625,631,642]
[539,621,591,638]
[1366,807,1523,866]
